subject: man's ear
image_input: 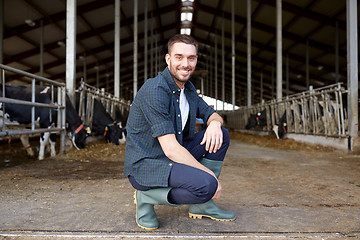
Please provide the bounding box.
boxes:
[165,53,170,65]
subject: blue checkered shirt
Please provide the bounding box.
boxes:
[123,67,216,187]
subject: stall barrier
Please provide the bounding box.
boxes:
[220,83,349,138]
[77,80,130,128]
[0,64,66,154]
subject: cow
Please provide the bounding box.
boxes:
[114,106,128,141]
[245,109,267,130]
[0,84,90,160]
[77,94,123,145]
[273,111,287,139]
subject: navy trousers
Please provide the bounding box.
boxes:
[129,127,230,204]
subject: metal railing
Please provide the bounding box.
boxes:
[77,80,130,127]
[221,83,349,138]
[0,64,66,153]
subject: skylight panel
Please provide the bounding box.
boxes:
[180,28,191,35]
[181,12,193,22]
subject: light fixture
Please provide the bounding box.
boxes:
[25,19,35,27]
[181,28,191,35]
[181,12,193,22]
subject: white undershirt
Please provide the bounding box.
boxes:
[179,87,189,131]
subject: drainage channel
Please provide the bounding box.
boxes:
[0,231,358,239]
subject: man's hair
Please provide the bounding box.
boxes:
[167,34,198,54]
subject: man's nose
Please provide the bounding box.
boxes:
[181,58,190,67]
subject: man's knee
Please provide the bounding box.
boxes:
[196,174,218,203]
[222,127,229,145]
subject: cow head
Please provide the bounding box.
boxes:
[245,110,266,130]
[71,124,91,150]
[103,123,123,145]
[116,121,127,144]
[273,122,287,139]
[245,114,257,129]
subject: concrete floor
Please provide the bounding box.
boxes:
[0,138,359,239]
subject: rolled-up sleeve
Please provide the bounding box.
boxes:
[142,83,175,138]
[197,96,216,124]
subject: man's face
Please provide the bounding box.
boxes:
[165,42,197,87]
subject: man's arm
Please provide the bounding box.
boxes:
[158,134,214,176]
[158,133,222,199]
[200,112,224,153]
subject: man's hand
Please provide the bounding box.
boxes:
[200,120,223,153]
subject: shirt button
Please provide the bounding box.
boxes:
[178,114,180,117]
[169,163,173,167]
[172,91,175,94]
[177,99,179,102]
[178,131,181,135]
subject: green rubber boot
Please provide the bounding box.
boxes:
[189,158,236,221]
[134,187,175,230]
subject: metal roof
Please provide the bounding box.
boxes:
[2,0,351,106]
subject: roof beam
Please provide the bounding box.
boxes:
[194,2,347,57]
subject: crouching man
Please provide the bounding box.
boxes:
[124,34,236,230]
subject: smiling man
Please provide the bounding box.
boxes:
[124,34,235,230]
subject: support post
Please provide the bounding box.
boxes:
[247,0,251,107]
[335,20,339,83]
[260,72,263,102]
[144,0,148,82]
[114,0,120,98]
[214,34,218,110]
[0,0,3,65]
[133,0,138,99]
[40,20,44,77]
[66,0,77,106]
[222,14,225,110]
[150,12,154,77]
[346,0,359,142]
[231,0,235,110]
[286,54,289,95]
[276,0,282,100]
[306,40,309,88]
[95,66,99,88]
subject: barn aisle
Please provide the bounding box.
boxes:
[0,133,359,239]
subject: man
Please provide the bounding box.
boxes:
[124,34,235,230]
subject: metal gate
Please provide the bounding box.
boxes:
[221,83,349,138]
[0,64,66,154]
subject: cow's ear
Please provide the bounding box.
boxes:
[85,127,91,134]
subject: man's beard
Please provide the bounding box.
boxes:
[171,67,193,83]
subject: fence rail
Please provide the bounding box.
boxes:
[0,64,66,154]
[221,83,349,138]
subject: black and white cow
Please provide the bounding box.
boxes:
[114,106,128,142]
[245,109,267,130]
[273,111,287,139]
[77,94,123,145]
[0,84,90,160]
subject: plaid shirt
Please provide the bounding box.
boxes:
[123,67,215,187]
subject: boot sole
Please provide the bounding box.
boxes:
[189,212,236,222]
[134,191,159,230]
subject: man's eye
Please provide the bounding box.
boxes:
[176,56,182,60]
